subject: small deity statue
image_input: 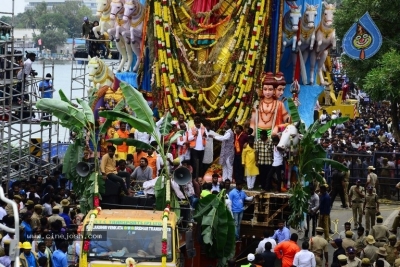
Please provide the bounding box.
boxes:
[324,85,331,105]
[114,88,124,103]
[250,72,290,137]
[104,87,116,110]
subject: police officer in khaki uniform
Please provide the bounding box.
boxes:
[343,231,357,251]
[346,247,361,267]
[30,204,43,231]
[309,227,329,267]
[338,254,349,266]
[361,258,371,267]
[47,207,66,227]
[375,247,391,267]
[363,186,379,233]
[394,241,400,267]
[370,216,390,248]
[349,179,365,230]
[383,235,397,266]
[355,227,367,257]
[360,235,378,264]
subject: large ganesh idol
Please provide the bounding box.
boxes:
[249,72,290,138]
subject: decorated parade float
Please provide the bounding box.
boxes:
[34,0,382,265]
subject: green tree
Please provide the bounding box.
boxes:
[18,10,37,29]
[36,13,68,33]
[286,99,348,228]
[362,50,400,140]
[53,2,94,37]
[335,0,400,141]
[35,29,67,52]
[34,2,48,17]
[0,16,12,26]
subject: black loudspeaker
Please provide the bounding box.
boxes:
[173,167,192,185]
[185,230,196,258]
[76,162,94,177]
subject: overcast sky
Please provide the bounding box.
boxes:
[3,0,26,16]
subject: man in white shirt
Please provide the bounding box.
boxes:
[188,116,206,179]
[21,53,36,82]
[134,130,150,144]
[157,145,174,174]
[293,241,316,267]
[255,230,276,253]
[319,110,329,125]
[150,116,164,143]
[212,121,234,181]
[211,174,220,193]
[177,123,190,162]
[266,135,284,192]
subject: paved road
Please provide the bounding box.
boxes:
[293,200,400,265]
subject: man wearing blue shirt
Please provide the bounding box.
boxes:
[20,242,38,267]
[228,181,254,240]
[52,241,68,267]
[272,220,291,243]
[38,73,53,99]
[59,200,71,228]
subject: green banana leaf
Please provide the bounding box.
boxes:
[198,196,219,245]
[107,138,153,150]
[62,142,77,177]
[168,131,184,145]
[160,112,173,135]
[171,192,181,221]
[99,110,153,133]
[312,117,349,139]
[99,100,125,134]
[213,198,228,254]
[287,98,300,123]
[194,192,234,261]
[219,209,236,267]
[77,98,95,125]
[36,99,86,129]
[312,144,327,157]
[154,176,166,210]
[307,170,326,184]
[59,90,75,106]
[120,82,155,128]
[98,174,105,194]
[302,158,348,172]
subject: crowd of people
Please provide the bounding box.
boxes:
[241,223,400,267]
[0,177,83,267]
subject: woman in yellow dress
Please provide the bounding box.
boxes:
[242,136,259,190]
[250,72,290,138]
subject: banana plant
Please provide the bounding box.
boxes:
[99,82,184,267]
[286,98,349,228]
[36,90,105,213]
[193,190,236,267]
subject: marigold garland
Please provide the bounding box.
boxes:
[153,0,270,123]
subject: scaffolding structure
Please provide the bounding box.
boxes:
[0,0,59,187]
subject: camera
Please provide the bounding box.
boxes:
[30,70,38,77]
